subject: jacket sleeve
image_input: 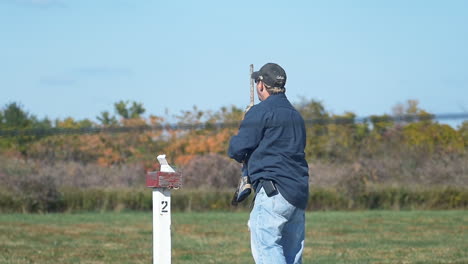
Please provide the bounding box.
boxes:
[228,107,268,163]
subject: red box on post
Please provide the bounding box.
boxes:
[146,171,182,189]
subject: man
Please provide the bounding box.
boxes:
[228,63,309,264]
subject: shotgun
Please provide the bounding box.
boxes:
[231,64,254,206]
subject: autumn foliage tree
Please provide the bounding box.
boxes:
[24,101,164,166]
[163,105,243,165]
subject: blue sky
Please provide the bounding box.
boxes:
[1,0,467,123]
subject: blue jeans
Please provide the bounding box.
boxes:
[248,187,305,264]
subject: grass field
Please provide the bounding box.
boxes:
[0,211,466,264]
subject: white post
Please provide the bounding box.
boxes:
[152,187,171,264]
[153,155,175,264]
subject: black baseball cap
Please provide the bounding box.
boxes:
[251,63,287,88]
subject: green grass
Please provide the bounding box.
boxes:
[0,211,467,263]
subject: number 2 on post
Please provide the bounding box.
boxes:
[161,201,169,213]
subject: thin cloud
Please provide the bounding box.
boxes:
[75,67,134,78]
[40,76,77,86]
[39,66,134,86]
[15,0,66,8]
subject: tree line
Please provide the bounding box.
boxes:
[0,99,467,168]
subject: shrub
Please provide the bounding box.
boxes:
[1,187,466,213]
[0,159,63,213]
[181,154,241,189]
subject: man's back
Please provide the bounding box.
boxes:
[228,93,309,209]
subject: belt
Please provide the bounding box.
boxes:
[255,179,278,197]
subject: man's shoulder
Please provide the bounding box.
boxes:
[248,95,304,116]
[242,103,272,125]
[248,101,270,114]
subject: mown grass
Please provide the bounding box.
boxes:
[0,211,466,263]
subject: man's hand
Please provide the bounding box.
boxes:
[231,166,252,206]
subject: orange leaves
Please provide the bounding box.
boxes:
[163,128,234,165]
[174,154,196,166]
[25,116,167,167]
[159,106,242,166]
[97,147,123,166]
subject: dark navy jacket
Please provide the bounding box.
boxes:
[228,94,309,209]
